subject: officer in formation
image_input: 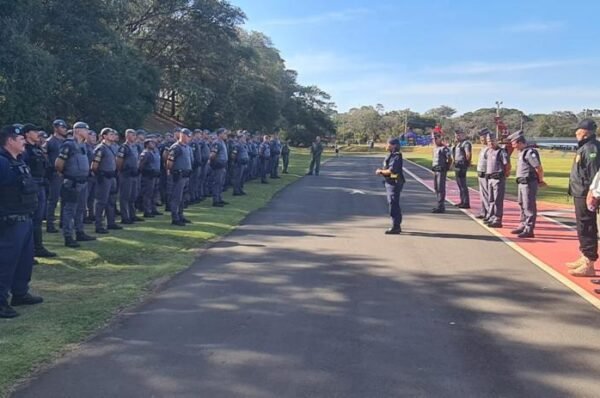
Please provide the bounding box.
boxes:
[210,128,229,207]
[189,129,204,203]
[92,128,122,234]
[565,119,600,277]
[22,124,56,259]
[482,131,511,228]
[281,140,290,174]
[0,125,44,318]
[167,128,193,226]
[139,138,161,217]
[85,130,97,223]
[376,138,405,234]
[248,135,259,179]
[45,119,68,233]
[475,128,491,219]
[431,132,452,213]
[258,135,271,184]
[307,136,323,175]
[117,129,142,224]
[55,122,97,247]
[506,130,546,239]
[451,128,472,209]
[270,133,282,179]
[232,133,249,196]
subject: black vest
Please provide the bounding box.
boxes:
[0,150,38,216]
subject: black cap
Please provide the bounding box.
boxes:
[388,138,400,146]
[0,125,22,137]
[21,123,42,134]
[577,119,597,132]
[100,127,115,136]
[181,128,192,137]
[73,121,89,129]
[53,119,68,128]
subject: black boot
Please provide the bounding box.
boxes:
[64,236,80,248]
[35,246,57,258]
[76,231,97,242]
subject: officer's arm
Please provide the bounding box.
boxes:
[55,144,70,174]
[465,143,473,164]
[503,151,511,177]
[91,149,102,174]
[138,152,146,170]
[116,147,126,172]
[166,147,177,173]
[585,148,600,185]
[54,158,65,174]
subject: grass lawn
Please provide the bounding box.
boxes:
[402,146,574,205]
[0,150,322,397]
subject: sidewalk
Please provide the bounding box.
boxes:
[403,160,600,310]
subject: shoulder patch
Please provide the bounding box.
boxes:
[590,153,597,159]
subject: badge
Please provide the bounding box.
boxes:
[591,153,597,159]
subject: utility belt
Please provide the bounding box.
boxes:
[516,176,537,184]
[172,169,192,178]
[64,175,88,184]
[432,166,447,172]
[454,161,468,169]
[0,214,30,225]
[97,171,117,179]
[121,168,139,178]
[142,169,161,178]
[486,172,504,180]
[477,171,486,178]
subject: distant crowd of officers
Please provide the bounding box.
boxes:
[0,120,294,318]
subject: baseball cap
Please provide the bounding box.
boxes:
[0,125,22,136]
[577,119,597,132]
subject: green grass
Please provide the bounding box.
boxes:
[0,150,320,397]
[401,146,574,205]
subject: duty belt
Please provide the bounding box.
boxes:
[486,172,504,180]
[0,214,30,223]
[64,175,88,183]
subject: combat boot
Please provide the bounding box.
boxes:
[568,258,596,277]
[566,256,586,269]
[35,246,57,258]
[64,236,80,248]
[76,232,97,242]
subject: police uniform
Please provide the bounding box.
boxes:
[0,125,43,318]
[210,132,229,206]
[452,135,472,208]
[232,139,250,195]
[248,138,258,179]
[22,125,56,258]
[381,139,405,233]
[85,139,97,222]
[44,121,67,232]
[189,137,202,203]
[270,137,282,178]
[432,140,451,213]
[258,139,271,183]
[485,135,510,227]
[476,128,491,219]
[168,132,193,225]
[117,141,140,224]
[308,140,323,175]
[94,132,119,233]
[139,141,161,217]
[509,131,541,237]
[281,142,290,173]
[58,125,93,246]
[199,136,211,198]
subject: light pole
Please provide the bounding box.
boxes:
[404,108,410,133]
[495,100,503,135]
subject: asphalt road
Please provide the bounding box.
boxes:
[14,156,600,398]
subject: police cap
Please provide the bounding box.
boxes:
[0,125,22,137]
[181,128,192,137]
[73,121,89,130]
[53,119,68,128]
[388,138,400,146]
[21,123,42,135]
[100,127,115,136]
[577,119,597,132]
[507,130,525,142]
[478,128,491,137]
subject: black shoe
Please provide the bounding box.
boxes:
[64,237,80,248]
[143,213,155,218]
[76,232,97,242]
[475,215,485,219]
[240,191,247,195]
[315,173,319,176]
[219,201,229,205]
[164,206,171,212]
[385,228,401,235]
[33,258,39,265]
[518,231,535,238]
[0,303,19,318]
[212,202,224,207]
[83,217,93,224]
[271,176,280,179]
[488,222,503,228]
[107,224,123,230]
[171,220,186,226]
[483,219,491,225]
[233,192,243,196]
[121,219,134,225]
[11,293,44,306]
[35,247,57,258]
[133,216,144,222]
[95,228,109,234]
[261,180,268,184]
[151,211,163,216]
[182,218,192,224]
[432,208,445,214]
[46,225,59,233]
[458,204,471,209]
[306,172,313,175]
[510,228,525,235]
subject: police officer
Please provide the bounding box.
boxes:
[376,138,405,234]
[281,139,290,174]
[475,128,491,219]
[117,129,142,224]
[232,133,250,196]
[270,133,282,179]
[258,135,271,184]
[56,122,96,247]
[248,134,258,180]
[210,129,229,207]
[431,132,452,213]
[84,131,97,223]
[92,128,122,234]
[22,124,56,258]
[139,138,161,218]
[0,125,44,318]
[167,128,193,226]
[565,119,600,276]
[162,130,178,212]
[451,128,472,209]
[44,119,68,233]
[307,136,323,175]
[508,130,546,239]
[484,132,511,228]
[199,130,211,199]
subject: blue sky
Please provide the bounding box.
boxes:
[230,0,600,115]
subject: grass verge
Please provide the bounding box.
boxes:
[0,150,319,397]
[401,146,573,205]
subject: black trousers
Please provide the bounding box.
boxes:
[574,196,598,261]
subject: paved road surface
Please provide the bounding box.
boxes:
[14,156,600,398]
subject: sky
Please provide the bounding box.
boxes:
[230,0,600,115]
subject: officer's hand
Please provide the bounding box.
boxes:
[375,169,382,175]
[538,180,548,188]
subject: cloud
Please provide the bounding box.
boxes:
[259,8,371,27]
[503,21,564,33]
[422,60,590,75]
[285,52,393,75]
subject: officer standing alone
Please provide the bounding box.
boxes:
[307,136,323,176]
[167,128,193,226]
[281,140,290,174]
[451,128,472,209]
[0,125,44,318]
[431,132,452,213]
[508,131,546,238]
[376,138,405,234]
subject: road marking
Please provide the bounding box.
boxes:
[350,189,365,195]
[402,162,600,312]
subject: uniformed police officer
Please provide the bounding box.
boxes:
[565,119,600,277]
[376,137,406,234]
[139,138,161,218]
[117,129,142,224]
[258,135,271,184]
[270,133,282,179]
[44,119,68,233]
[0,125,44,318]
[431,132,452,213]
[22,124,56,258]
[56,122,96,247]
[451,128,472,209]
[281,140,290,174]
[508,130,546,238]
[167,128,193,226]
[484,132,511,228]
[307,136,323,176]
[209,129,229,207]
[475,128,491,219]
[92,128,122,234]
[84,131,97,223]
[162,130,178,212]
[248,135,259,180]
[199,130,211,199]
[232,134,250,196]
[189,130,203,203]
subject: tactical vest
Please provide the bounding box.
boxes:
[95,143,117,173]
[432,146,449,170]
[63,140,90,179]
[486,147,507,175]
[516,147,539,179]
[121,143,139,172]
[477,147,489,172]
[24,143,48,179]
[0,150,38,216]
[259,142,271,158]
[453,140,471,165]
[171,143,192,171]
[141,150,160,172]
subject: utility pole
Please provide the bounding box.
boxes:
[495,100,503,135]
[404,108,409,133]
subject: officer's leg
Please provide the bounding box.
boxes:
[308,157,315,174]
[165,174,173,211]
[233,165,241,194]
[496,178,505,222]
[95,178,109,230]
[528,182,538,231]
[240,165,247,191]
[107,178,118,226]
[574,197,599,261]
[439,170,447,209]
[130,176,140,217]
[87,178,96,220]
[33,187,46,254]
[517,183,526,229]
[141,176,151,215]
[478,177,489,218]
[61,181,76,239]
[315,155,321,175]
[119,176,133,222]
[433,171,443,209]
[11,219,34,299]
[179,178,189,219]
[0,221,24,307]
[487,179,498,223]
[189,169,198,201]
[211,169,220,204]
[46,174,62,230]
[283,155,289,173]
[75,183,87,234]
[387,184,401,229]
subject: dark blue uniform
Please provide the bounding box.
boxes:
[382,150,405,232]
